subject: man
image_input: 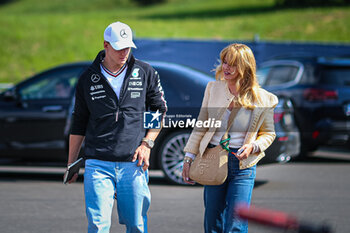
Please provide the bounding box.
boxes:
[66,21,167,233]
[55,79,71,98]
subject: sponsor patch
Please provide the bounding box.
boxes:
[128,87,143,91]
[90,90,105,96]
[132,68,140,78]
[129,81,142,86]
[92,95,106,100]
[91,74,101,83]
[131,92,141,99]
[90,85,103,91]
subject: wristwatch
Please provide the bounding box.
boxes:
[142,138,154,149]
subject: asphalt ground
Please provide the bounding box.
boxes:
[0,149,349,233]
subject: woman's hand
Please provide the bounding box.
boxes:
[236,143,254,160]
[182,160,195,185]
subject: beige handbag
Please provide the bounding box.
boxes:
[189,108,239,185]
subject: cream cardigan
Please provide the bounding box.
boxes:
[183,80,278,169]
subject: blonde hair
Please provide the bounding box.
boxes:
[215,43,260,109]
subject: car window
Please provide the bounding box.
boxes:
[257,65,299,86]
[154,66,194,106]
[19,67,81,100]
[299,64,316,84]
[154,67,179,104]
[256,67,270,85]
[319,67,350,86]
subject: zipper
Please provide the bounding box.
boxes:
[116,107,119,122]
[88,53,135,123]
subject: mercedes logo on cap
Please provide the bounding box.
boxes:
[120,29,128,38]
[91,74,101,83]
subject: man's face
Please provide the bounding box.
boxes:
[104,41,131,67]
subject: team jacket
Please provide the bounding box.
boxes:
[71,50,167,161]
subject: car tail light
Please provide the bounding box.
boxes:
[274,111,293,126]
[312,130,320,139]
[278,136,289,142]
[274,112,284,123]
[303,88,338,101]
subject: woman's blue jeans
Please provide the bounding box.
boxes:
[204,151,256,233]
[84,159,151,233]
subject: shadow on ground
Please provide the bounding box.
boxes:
[291,155,350,164]
[0,171,171,185]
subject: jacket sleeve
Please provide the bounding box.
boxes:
[183,81,212,155]
[146,68,167,115]
[70,76,90,136]
[254,94,278,152]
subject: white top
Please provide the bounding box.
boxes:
[100,64,127,99]
[185,107,259,160]
[210,108,252,147]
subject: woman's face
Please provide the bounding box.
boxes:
[222,58,238,81]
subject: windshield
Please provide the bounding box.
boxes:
[257,64,300,86]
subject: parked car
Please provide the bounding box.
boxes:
[0,61,298,184]
[257,55,350,158]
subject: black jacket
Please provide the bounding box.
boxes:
[71,50,167,161]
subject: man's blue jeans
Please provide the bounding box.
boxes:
[84,159,151,233]
[204,152,256,233]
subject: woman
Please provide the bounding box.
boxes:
[182,43,278,233]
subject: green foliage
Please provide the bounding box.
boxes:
[0,0,349,83]
[132,0,166,6]
[275,0,350,7]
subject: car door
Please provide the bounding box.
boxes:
[0,65,85,159]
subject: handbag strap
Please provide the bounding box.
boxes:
[220,107,240,151]
[222,107,240,140]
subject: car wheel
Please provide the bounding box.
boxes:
[158,130,191,185]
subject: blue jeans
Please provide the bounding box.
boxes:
[84,159,151,233]
[204,151,256,233]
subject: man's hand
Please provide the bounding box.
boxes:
[66,135,84,184]
[132,142,151,171]
[63,167,79,184]
[66,173,79,184]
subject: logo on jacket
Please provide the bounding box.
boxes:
[131,92,141,99]
[144,110,162,129]
[90,85,103,91]
[132,68,140,78]
[91,74,101,83]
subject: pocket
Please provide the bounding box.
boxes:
[85,159,109,170]
[131,161,149,183]
[232,166,256,180]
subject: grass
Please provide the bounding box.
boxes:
[0,0,349,83]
